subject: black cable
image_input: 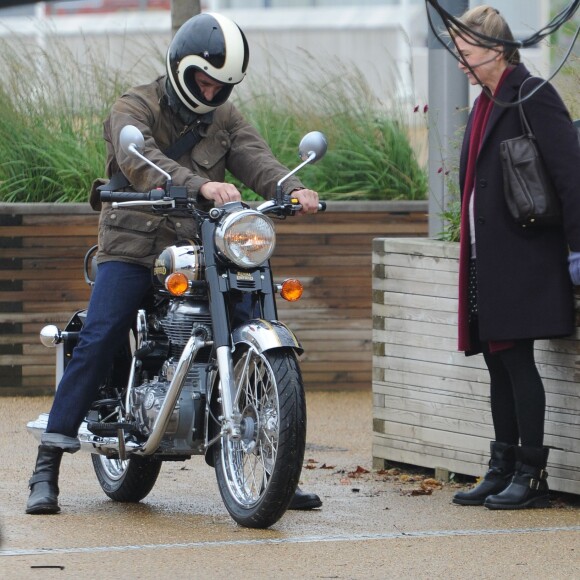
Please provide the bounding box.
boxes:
[427,0,580,47]
[425,0,580,107]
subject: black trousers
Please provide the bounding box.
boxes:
[469,259,546,447]
[483,340,546,447]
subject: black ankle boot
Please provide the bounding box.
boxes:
[26,445,64,515]
[453,441,515,506]
[484,446,550,510]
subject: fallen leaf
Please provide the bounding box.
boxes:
[318,463,335,469]
[347,466,370,477]
[401,488,433,496]
[421,478,443,491]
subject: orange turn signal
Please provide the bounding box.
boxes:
[280,278,303,302]
[165,272,189,296]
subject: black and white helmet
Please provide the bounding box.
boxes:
[166,12,249,114]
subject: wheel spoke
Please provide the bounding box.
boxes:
[221,348,280,507]
[214,347,306,527]
[233,350,252,409]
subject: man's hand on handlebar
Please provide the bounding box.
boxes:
[200,182,242,206]
[198,182,323,215]
[291,188,320,215]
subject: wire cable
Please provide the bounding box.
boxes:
[425,0,580,107]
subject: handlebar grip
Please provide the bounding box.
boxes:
[289,198,327,213]
[100,191,153,203]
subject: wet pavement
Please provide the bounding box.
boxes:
[0,391,578,579]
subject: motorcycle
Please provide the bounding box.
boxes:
[27,125,327,529]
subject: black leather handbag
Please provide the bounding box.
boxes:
[499,77,561,228]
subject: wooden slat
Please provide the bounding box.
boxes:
[0,201,428,395]
[372,238,580,495]
[0,225,98,237]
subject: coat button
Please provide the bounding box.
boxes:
[176,222,182,228]
[110,213,116,220]
[479,178,487,187]
[477,216,485,224]
[202,160,209,165]
[146,220,152,227]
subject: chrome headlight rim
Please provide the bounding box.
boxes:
[214,209,276,268]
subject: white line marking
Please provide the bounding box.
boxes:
[1,526,579,557]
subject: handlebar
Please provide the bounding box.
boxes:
[101,188,326,215]
[100,189,167,204]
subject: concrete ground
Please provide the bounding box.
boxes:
[0,391,578,579]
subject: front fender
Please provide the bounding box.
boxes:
[232,318,303,355]
[204,318,303,467]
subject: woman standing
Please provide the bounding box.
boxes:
[450,5,580,509]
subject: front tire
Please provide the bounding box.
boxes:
[213,347,306,528]
[91,454,162,502]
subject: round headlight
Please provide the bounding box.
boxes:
[215,210,276,268]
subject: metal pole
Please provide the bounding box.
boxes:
[427,0,469,238]
[171,0,201,37]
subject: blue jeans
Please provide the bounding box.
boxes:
[46,261,152,437]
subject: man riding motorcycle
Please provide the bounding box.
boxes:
[26,12,322,515]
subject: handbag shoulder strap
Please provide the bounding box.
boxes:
[518,76,536,137]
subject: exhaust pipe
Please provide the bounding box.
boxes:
[27,333,209,458]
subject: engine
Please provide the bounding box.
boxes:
[157,300,212,359]
[128,298,213,452]
[129,359,208,431]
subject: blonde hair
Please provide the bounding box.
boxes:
[454,5,520,64]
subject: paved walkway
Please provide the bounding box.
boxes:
[0,391,578,579]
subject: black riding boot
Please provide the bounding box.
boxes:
[289,486,322,510]
[484,446,550,510]
[453,441,515,506]
[26,445,64,515]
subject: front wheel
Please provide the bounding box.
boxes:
[213,347,306,528]
[91,454,162,502]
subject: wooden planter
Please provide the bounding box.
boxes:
[372,238,580,495]
[0,201,428,396]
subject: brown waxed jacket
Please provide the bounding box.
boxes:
[96,76,304,268]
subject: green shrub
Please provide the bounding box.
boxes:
[0,34,427,203]
[0,31,141,203]
[233,57,427,201]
